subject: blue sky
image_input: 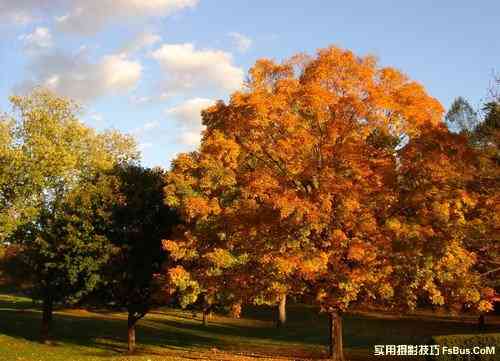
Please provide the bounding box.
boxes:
[1,0,498,167]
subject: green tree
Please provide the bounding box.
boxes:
[0,115,38,241]
[448,77,500,292]
[443,77,500,328]
[445,97,479,134]
[0,88,138,342]
[469,80,500,295]
[96,165,178,353]
[475,101,500,147]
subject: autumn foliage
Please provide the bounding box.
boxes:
[1,46,496,361]
[162,46,496,359]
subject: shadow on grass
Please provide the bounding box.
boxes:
[0,295,498,360]
[0,302,218,354]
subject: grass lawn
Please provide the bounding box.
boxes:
[0,293,498,361]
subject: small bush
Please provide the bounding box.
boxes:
[428,333,500,361]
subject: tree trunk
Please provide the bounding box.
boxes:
[202,308,209,326]
[478,314,486,331]
[127,313,137,353]
[40,296,53,343]
[276,293,287,328]
[328,312,344,361]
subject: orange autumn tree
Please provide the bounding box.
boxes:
[163,46,492,361]
[163,134,298,323]
[163,124,318,326]
[390,126,496,313]
[162,143,254,324]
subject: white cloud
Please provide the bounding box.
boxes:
[1,0,198,31]
[131,120,161,136]
[178,130,203,146]
[84,112,108,129]
[55,0,199,34]
[101,54,142,89]
[19,27,53,53]
[165,98,215,125]
[151,43,244,95]
[143,120,161,130]
[120,31,162,55]
[10,12,33,25]
[19,50,142,103]
[166,97,215,146]
[228,32,252,53]
[44,74,60,88]
[0,0,59,25]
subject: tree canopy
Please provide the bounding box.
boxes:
[0,50,497,361]
[162,46,495,360]
[0,88,139,342]
[96,164,178,352]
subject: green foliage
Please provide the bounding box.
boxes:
[462,98,500,293]
[8,177,117,303]
[429,334,500,361]
[445,97,479,134]
[0,88,139,309]
[95,165,179,319]
[0,116,36,241]
[475,101,500,149]
[167,266,201,308]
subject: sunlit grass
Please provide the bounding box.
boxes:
[0,293,497,361]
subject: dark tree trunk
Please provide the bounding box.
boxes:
[201,293,211,326]
[328,311,344,361]
[202,308,209,326]
[276,293,287,328]
[40,296,53,343]
[127,313,137,353]
[478,314,486,331]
